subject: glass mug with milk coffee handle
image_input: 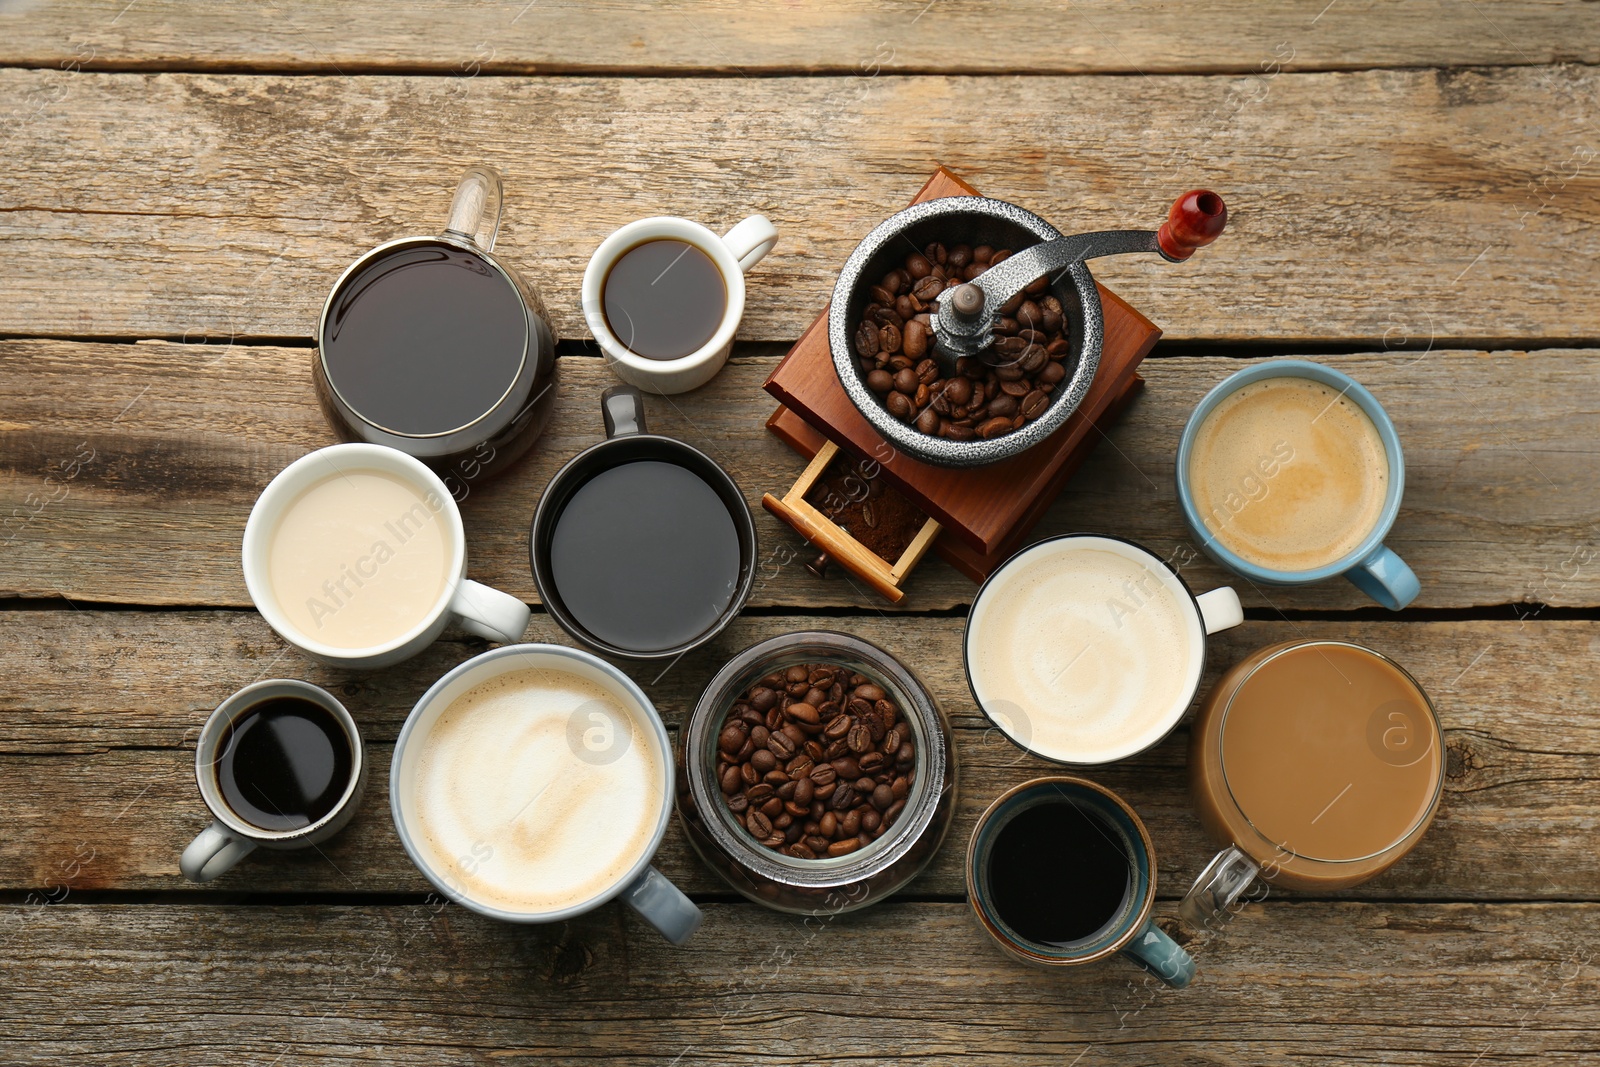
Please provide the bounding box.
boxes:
[1176,359,1419,610]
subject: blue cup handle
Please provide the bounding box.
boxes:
[1345,543,1419,610]
[1119,918,1196,988]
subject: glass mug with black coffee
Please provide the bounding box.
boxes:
[181,680,366,883]
[316,166,559,495]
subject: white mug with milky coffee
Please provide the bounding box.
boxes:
[243,443,531,670]
[963,534,1244,766]
[389,643,702,944]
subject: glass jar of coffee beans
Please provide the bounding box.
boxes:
[677,631,955,914]
[852,241,1069,440]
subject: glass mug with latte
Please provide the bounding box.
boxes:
[1176,359,1420,609]
[243,443,532,670]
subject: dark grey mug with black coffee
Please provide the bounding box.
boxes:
[530,386,757,661]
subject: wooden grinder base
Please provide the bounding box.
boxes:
[763,166,1158,599]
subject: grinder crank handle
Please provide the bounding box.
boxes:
[930,190,1227,368]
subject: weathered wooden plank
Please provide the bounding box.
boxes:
[3,612,1595,900]
[4,1,1596,75]
[2,341,1596,610]
[1,66,1597,343]
[3,901,1597,1065]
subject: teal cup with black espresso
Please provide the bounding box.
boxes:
[966,777,1196,988]
[1176,359,1419,610]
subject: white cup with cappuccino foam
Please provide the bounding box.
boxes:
[243,443,531,670]
[389,643,702,943]
[964,534,1244,765]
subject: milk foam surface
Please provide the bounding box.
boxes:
[267,469,451,649]
[1188,377,1388,573]
[968,544,1199,762]
[409,668,664,913]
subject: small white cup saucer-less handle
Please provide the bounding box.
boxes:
[582,213,778,396]
[242,443,531,670]
[181,679,368,883]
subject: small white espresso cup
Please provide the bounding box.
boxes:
[243,443,531,670]
[181,679,367,883]
[582,214,778,395]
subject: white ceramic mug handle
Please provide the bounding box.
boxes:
[180,821,257,883]
[1195,587,1244,635]
[449,579,531,643]
[721,215,778,273]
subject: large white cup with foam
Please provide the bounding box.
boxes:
[963,534,1244,765]
[582,213,778,395]
[242,444,531,670]
[390,643,702,944]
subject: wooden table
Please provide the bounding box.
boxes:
[3,3,1598,1063]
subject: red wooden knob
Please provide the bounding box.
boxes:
[1157,189,1227,261]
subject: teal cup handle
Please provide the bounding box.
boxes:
[1346,543,1420,610]
[1175,359,1419,611]
[1120,919,1197,988]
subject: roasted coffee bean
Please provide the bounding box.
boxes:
[905,253,933,279]
[886,391,913,420]
[870,284,896,306]
[786,842,817,860]
[977,416,1014,439]
[866,368,894,394]
[719,661,915,856]
[901,319,929,359]
[986,394,1019,419]
[1039,361,1067,385]
[828,838,862,857]
[884,798,908,826]
[911,274,944,302]
[883,268,908,294]
[1021,390,1050,420]
[915,407,940,435]
[853,321,879,357]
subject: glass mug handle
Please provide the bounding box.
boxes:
[1179,844,1262,933]
[442,166,504,253]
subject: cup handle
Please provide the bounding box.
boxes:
[448,579,531,643]
[721,215,778,273]
[621,865,703,944]
[180,820,257,883]
[1345,543,1420,610]
[1195,587,1244,634]
[441,166,504,253]
[1179,844,1262,933]
[1119,918,1197,988]
[601,384,647,438]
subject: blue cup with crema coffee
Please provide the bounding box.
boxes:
[966,776,1196,988]
[1176,359,1419,609]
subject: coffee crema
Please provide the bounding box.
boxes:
[408,667,664,914]
[1188,376,1388,573]
[266,468,451,650]
[967,541,1201,763]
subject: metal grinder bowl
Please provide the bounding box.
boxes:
[829,191,1225,468]
[829,197,1091,468]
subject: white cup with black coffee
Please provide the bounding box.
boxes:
[243,443,531,670]
[389,644,702,944]
[582,213,778,395]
